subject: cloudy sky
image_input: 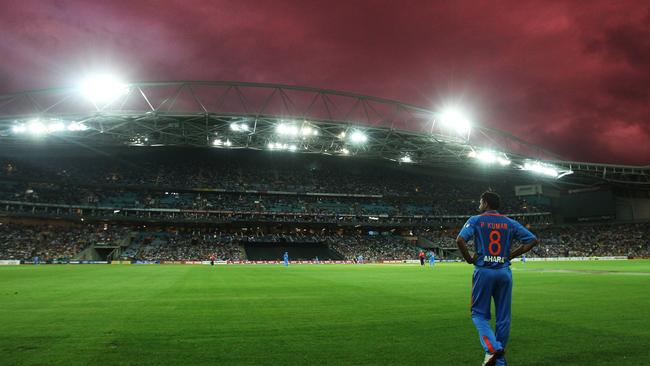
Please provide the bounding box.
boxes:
[1,0,648,164]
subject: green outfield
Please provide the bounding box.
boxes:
[1,261,649,366]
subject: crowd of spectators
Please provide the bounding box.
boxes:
[326,235,419,261]
[137,231,243,261]
[529,223,650,258]
[0,223,128,261]
[0,149,547,218]
[1,222,649,262]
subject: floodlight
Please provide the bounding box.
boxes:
[27,120,47,134]
[340,148,350,155]
[468,149,511,166]
[276,123,299,136]
[349,131,367,144]
[230,123,249,132]
[79,75,129,105]
[213,138,223,146]
[497,157,511,166]
[288,145,297,152]
[400,155,413,163]
[522,161,559,178]
[12,125,26,134]
[224,139,232,147]
[67,122,86,131]
[47,122,65,133]
[440,109,471,135]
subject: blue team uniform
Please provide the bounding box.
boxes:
[458,210,536,364]
[428,251,435,267]
[283,252,289,267]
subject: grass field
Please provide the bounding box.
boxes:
[2,261,650,366]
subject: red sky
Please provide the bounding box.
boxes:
[1,0,649,165]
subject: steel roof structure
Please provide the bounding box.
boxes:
[0,81,648,186]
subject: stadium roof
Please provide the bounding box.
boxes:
[0,81,648,186]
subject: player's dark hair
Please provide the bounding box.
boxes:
[481,191,500,210]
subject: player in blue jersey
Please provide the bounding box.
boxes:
[283,251,289,267]
[428,250,435,267]
[456,191,538,366]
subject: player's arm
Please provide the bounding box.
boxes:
[456,236,476,264]
[508,221,539,260]
[508,239,538,260]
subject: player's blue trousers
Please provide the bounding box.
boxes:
[471,267,512,364]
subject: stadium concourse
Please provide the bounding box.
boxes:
[0,146,648,264]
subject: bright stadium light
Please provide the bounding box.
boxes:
[523,161,556,177]
[12,125,26,134]
[276,123,299,136]
[67,122,88,131]
[349,131,368,144]
[268,142,290,150]
[440,109,471,135]
[399,155,413,163]
[340,148,350,155]
[213,138,223,146]
[47,122,66,133]
[468,150,511,166]
[522,161,571,178]
[27,120,47,135]
[224,139,232,147]
[79,75,129,105]
[230,122,249,132]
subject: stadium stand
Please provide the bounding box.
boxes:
[0,148,647,263]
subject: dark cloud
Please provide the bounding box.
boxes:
[0,0,648,164]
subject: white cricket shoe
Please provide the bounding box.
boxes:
[481,349,504,366]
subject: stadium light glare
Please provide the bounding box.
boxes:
[468,149,511,166]
[276,123,299,136]
[349,131,368,144]
[522,161,559,178]
[340,148,350,155]
[440,109,471,135]
[268,142,292,150]
[399,155,413,163]
[230,123,249,132]
[27,120,47,135]
[47,122,66,133]
[79,75,129,105]
[498,157,511,166]
[224,139,232,147]
[66,122,88,131]
[213,138,223,146]
[300,125,319,137]
[11,125,26,134]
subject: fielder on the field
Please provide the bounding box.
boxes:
[456,191,538,366]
